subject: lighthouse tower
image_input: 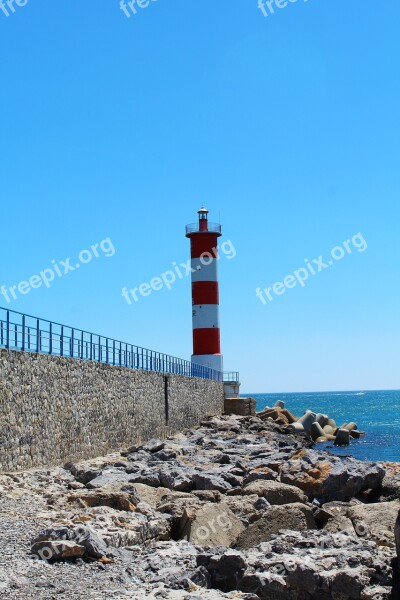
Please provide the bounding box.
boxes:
[186,208,223,376]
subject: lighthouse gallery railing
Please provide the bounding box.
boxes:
[0,307,223,382]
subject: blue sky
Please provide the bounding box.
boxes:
[1,0,399,392]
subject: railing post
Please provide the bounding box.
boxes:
[5,311,9,349]
[36,319,40,353]
[71,329,74,357]
[106,338,109,363]
[21,314,25,351]
[81,331,84,359]
[49,322,52,354]
[60,326,64,356]
[98,336,101,362]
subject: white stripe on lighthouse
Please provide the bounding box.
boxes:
[192,304,220,329]
[192,353,223,373]
[190,258,218,283]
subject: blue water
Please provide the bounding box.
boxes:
[248,390,400,463]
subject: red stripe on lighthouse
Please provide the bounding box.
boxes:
[192,282,219,306]
[190,234,219,259]
[193,328,221,355]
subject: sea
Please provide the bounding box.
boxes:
[249,390,400,463]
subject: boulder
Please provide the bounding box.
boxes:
[179,502,245,547]
[192,472,232,493]
[242,480,308,505]
[31,540,85,561]
[348,500,400,548]
[31,525,108,560]
[158,466,194,492]
[280,449,385,501]
[86,469,131,489]
[236,503,316,549]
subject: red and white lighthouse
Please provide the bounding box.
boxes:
[186,208,223,375]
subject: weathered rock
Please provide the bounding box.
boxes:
[86,468,131,489]
[348,500,400,548]
[280,449,385,501]
[142,439,165,453]
[179,502,245,547]
[68,487,139,512]
[32,525,108,559]
[159,466,194,492]
[192,472,232,493]
[31,540,85,561]
[236,503,316,549]
[242,480,308,505]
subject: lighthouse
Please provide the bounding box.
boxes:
[186,208,223,376]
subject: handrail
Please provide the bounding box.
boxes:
[223,371,240,382]
[0,307,224,382]
[185,222,222,235]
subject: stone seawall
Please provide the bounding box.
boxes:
[0,349,224,472]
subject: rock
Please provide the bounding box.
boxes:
[335,428,351,446]
[236,503,316,549]
[31,525,108,559]
[192,473,232,493]
[31,540,85,561]
[86,469,131,489]
[323,515,356,535]
[179,503,245,547]
[68,488,139,512]
[348,500,400,548]
[158,466,194,492]
[197,550,247,593]
[242,480,308,505]
[280,449,385,501]
[142,439,165,453]
[242,467,277,486]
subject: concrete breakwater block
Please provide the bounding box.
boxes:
[274,400,285,409]
[334,429,351,446]
[297,410,317,433]
[315,414,329,427]
[310,422,325,442]
[287,422,305,433]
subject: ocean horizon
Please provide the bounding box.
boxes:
[247,389,400,463]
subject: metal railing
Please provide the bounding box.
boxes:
[0,307,223,382]
[223,371,240,382]
[185,222,222,235]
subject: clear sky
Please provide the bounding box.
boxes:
[1,0,399,392]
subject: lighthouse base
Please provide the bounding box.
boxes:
[191,354,223,375]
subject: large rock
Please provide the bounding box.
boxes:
[31,540,85,561]
[179,502,245,547]
[235,503,316,549]
[192,472,232,493]
[280,449,385,501]
[348,500,400,548]
[31,525,108,560]
[242,480,308,505]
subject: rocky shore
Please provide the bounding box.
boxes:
[1,405,400,599]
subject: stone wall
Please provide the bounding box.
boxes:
[0,349,224,472]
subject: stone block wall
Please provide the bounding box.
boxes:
[0,349,224,472]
